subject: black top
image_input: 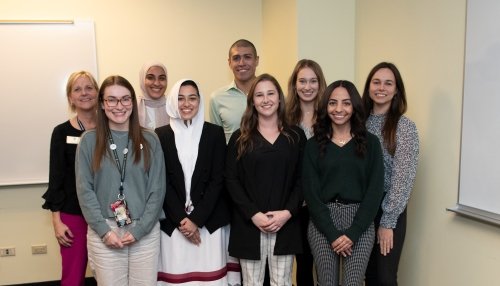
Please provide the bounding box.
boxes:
[42,120,84,215]
[226,125,306,259]
[155,122,231,236]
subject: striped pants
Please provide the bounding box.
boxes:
[308,202,375,286]
[240,232,294,286]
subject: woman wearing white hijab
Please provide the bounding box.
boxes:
[138,61,170,129]
[156,79,241,285]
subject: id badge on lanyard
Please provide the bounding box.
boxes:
[111,195,132,227]
[108,131,132,227]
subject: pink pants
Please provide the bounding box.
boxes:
[60,212,88,286]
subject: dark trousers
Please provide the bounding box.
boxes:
[263,262,270,286]
[295,206,315,286]
[365,208,407,286]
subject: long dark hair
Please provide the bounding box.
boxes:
[362,62,407,156]
[313,80,367,157]
[92,75,151,172]
[237,73,291,159]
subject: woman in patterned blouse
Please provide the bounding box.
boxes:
[363,62,419,286]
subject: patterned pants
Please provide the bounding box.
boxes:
[308,202,375,286]
[240,232,294,286]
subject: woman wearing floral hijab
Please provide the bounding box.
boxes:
[156,79,241,285]
[138,61,170,129]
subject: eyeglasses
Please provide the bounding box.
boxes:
[104,96,133,107]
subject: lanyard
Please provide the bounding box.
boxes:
[108,130,130,199]
[76,117,85,131]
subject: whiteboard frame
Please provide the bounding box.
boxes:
[450,0,500,225]
[0,20,98,186]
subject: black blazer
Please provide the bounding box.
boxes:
[155,122,230,236]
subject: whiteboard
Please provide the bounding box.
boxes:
[451,0,500,225]
[0,20,98,186]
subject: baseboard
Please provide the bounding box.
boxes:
[7,277,97,286]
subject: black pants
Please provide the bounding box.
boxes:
[365,208,407,286]
[295,206,315,286]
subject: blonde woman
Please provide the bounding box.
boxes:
[42,71,98,286]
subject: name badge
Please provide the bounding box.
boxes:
[66,136,80,144]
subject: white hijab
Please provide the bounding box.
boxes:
[138,61,169,129]
[166,79,204,213]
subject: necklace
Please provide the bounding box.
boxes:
[333,135,352,146]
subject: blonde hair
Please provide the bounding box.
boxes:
[66,71,99,112]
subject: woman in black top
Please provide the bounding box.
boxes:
[226,73,306,285]
[42,71,98,286]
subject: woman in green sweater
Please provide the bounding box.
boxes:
[303,80,384,285]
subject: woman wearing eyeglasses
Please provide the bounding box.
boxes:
[76,75,166,285]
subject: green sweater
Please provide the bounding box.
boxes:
[302,133,384,243]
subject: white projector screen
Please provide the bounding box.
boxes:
[449,0,500,225]
[0,20,98,186]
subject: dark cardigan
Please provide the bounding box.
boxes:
[155,122,231,236]
[225,125,306,259]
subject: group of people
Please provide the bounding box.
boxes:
[42,39,419,286]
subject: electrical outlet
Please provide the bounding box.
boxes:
[0,247,16,257]
[31,244,47,255]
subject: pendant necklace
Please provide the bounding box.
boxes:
[333,135,352,146]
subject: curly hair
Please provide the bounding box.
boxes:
[313,80,367,158]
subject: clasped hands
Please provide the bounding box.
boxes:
[179,218,201,245]
[251,210,291,233]
[102,230,136,249]
[331,235,353,257]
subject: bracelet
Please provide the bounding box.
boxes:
[102,231,112,242]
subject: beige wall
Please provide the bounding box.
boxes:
[356,0,500,285]
[297,0,355,83]
[261,0,298,88]
[1,0,500,285]
[262,0,356,87]
[0,1,261,284]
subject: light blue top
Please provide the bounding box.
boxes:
[209,81,247,143]
[76,129,166,240]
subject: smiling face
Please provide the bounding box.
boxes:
[295,67,319,103]
[228,46,259,85]
[253,80,280,119]
[177,85,200,121]
[144,66,167,100]
[369,67,397,114]
[68,76,98,112]
[327,86,353,129]
[102,85,133,131]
